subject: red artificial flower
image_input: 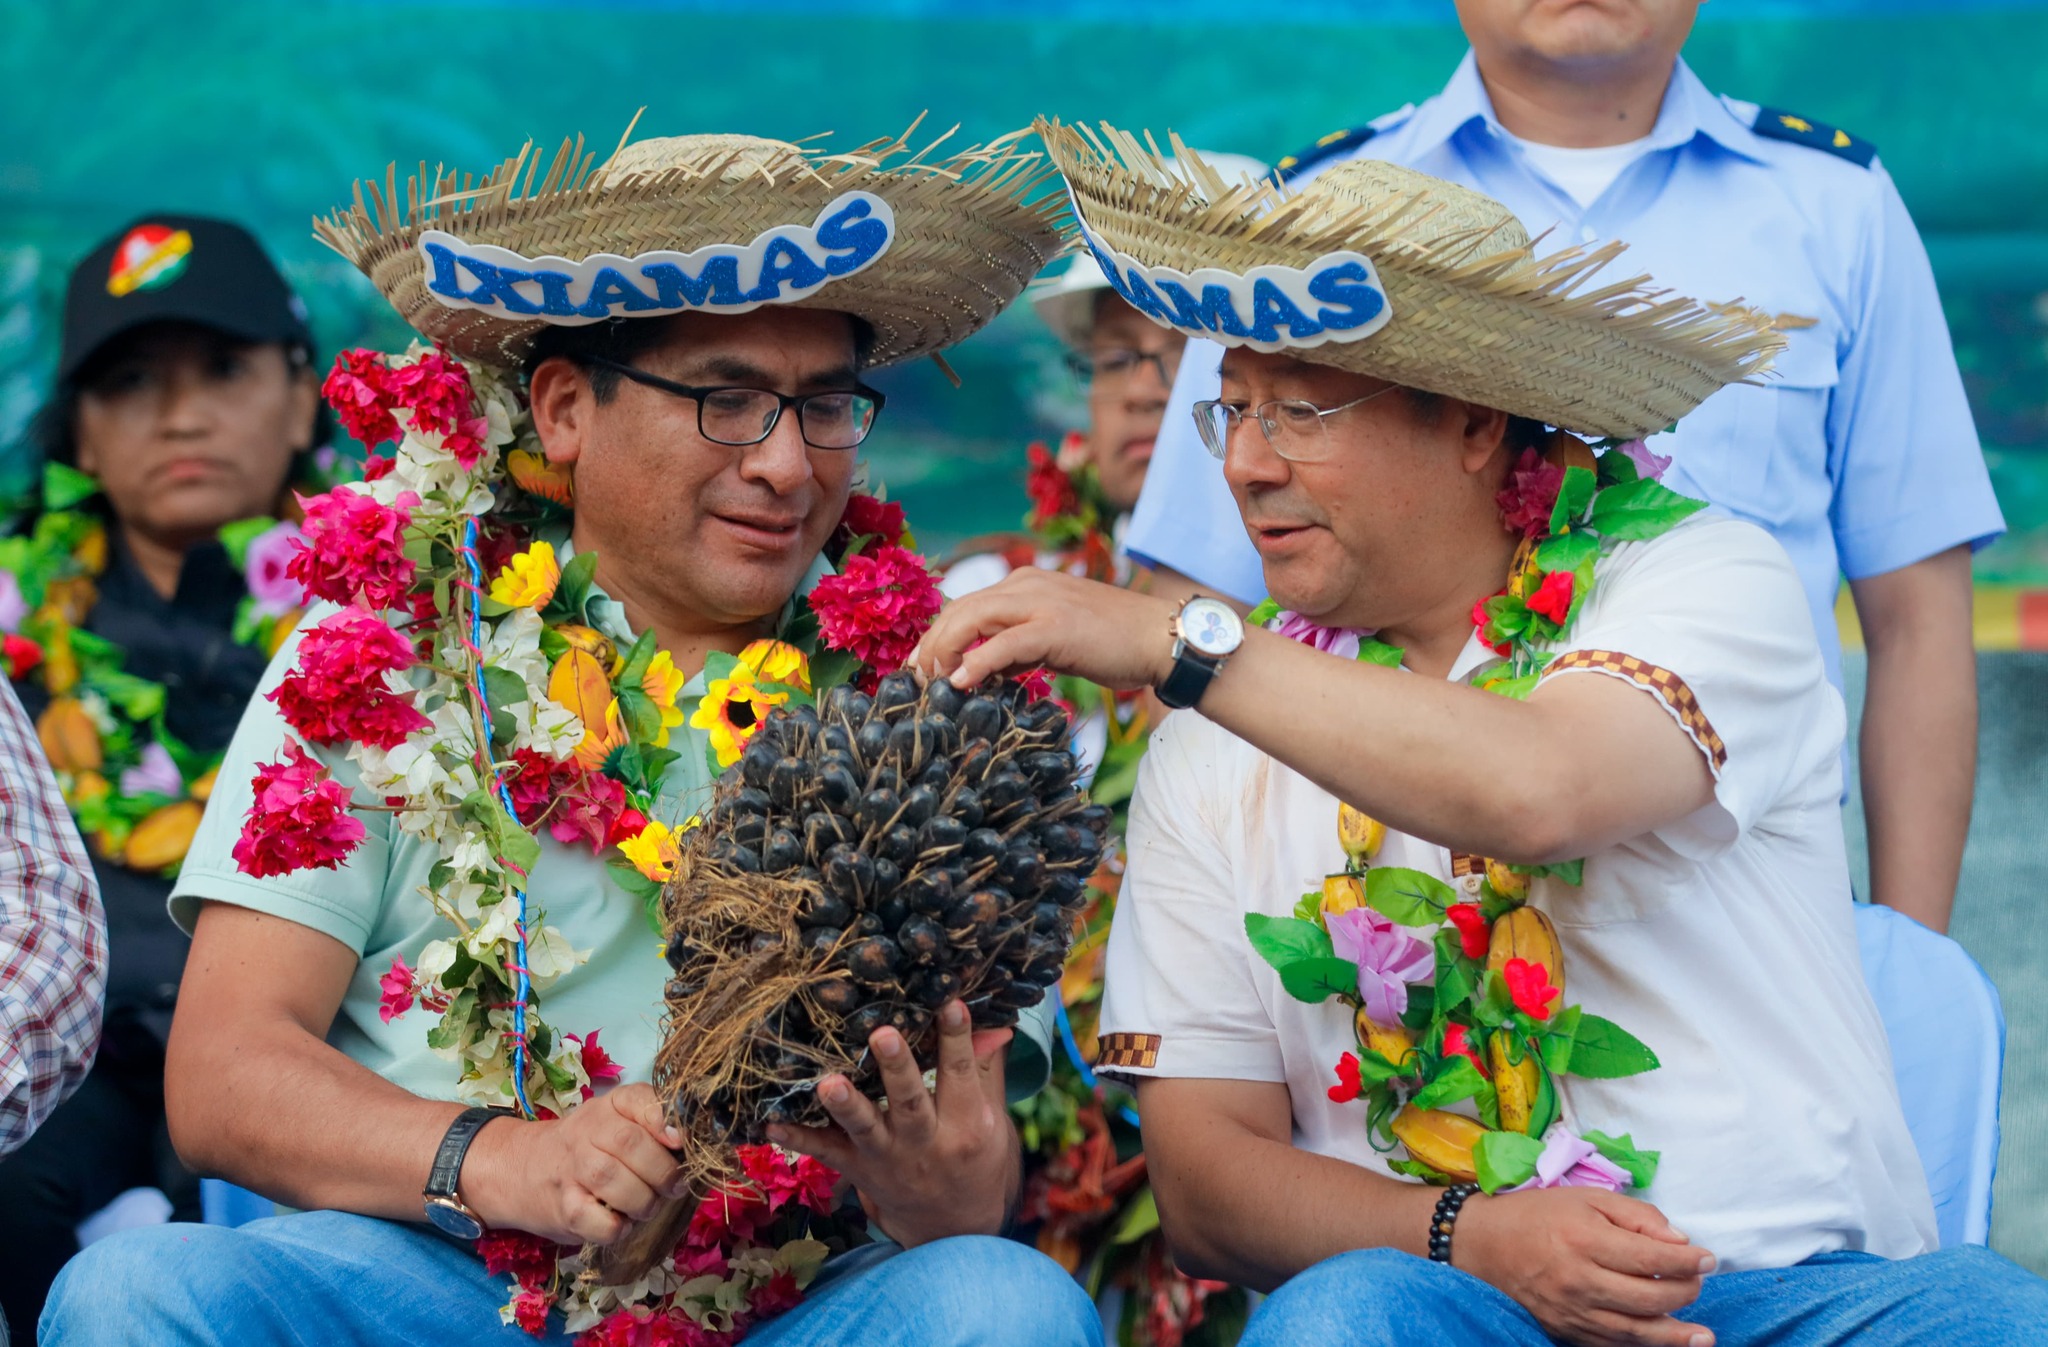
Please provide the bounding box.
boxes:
[1496,447,1565,539]
[808,543,943,682]
[1503,957,1561,1021]
[1327,1051,1364,1103]
[288,486,420,610]
[3,633,43,678]
[269,606,431,749]
[1444,903,1490,960]
[1442,1022,1488,1077]
[606,806,651,850]
[1025,440,1082,531]
[567,1029,624,1097]
[1526,571,1574,625]
[378,955,416,1024]
[830,492,908,559]
[322,350,401,448]
[232,741,367,878]
[1470,591,1512,657]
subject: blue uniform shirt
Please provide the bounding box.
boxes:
[1125,53,2004,693]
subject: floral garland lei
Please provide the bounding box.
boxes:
[239,342,943,1342]
[1,461,314,873]
[1244,433,1695,1196]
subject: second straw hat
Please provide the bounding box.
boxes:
[1037,119,1783,439]
[317,123,1070,371]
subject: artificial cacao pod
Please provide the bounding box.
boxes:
[1489,1032,1543,1135]
[1487,906,1563,1015]
[1390,1105,1485,1183]
[1355,1007,1415,1069]
[37,697,102,772]
[125,800,204,871]
[1337,802,1385,865]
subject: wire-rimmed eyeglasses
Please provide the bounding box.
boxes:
[585,356,886,450]
[1191,384,1402,463]
[1064,347,1181,389]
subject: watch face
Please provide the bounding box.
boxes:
[424,1198,485,1241]
[1179,598,1244,659]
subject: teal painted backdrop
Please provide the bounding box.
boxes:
[2,0,2045,570]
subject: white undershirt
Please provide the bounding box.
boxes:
[1506,131,1655,209]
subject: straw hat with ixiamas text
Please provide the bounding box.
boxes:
[1036,118,1784,439]
[316,118,1070,372]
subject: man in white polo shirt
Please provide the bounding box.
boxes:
[914,125,2048,1346]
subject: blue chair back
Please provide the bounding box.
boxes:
[1855,903,2004,1248]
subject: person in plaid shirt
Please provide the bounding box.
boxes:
[0,675,104,1159]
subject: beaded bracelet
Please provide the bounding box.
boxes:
[1427,1182,1481,1264]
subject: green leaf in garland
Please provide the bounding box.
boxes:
[1398,982,1436,1031]
[1362,867,1456,926]
[617,630,659,687]
[806,648,864,696]
[1246,598,1282,627]
[1278,955,1360,1004]
[542,549,601,624]
[1243,913,1335,969]
[1387,1157,1457,1185]
[42,462,101,511]
[216,516,278,569]
[460,787,542,877]
[1473,969,1515,1026]
[1433,927,1476,1011]
[1540,1003,1582,1074]
[1478,669,1543,701]
[1411,1054,1492,1113]
[1292,890,1323,923]
[1564,1014,1661,1079]
[1534,531,1600,573]
[1548,465,1596,536]
[1585,478,1709,541]
[1582,1130,1662,1189]
[1108,1187,1161,1245]
[425,988,479,1052]
[88,669,166,722]
[1474,1129,1545,1193]
[1355,639,1405,669]
[480,666,528,745]
[1526,1053,1561,1136]
[1596,446,1641,487]
[615,684,663,744]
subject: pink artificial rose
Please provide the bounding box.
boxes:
[1616,438,1673,482]
[0,571,28,634]
[1507,1130,1634,1194]
[1269,609,1369,660]
[1325,907,1434,1027]
[243,520,308,618]
[118,742,185,798]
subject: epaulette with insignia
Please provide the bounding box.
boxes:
[1751,106,1876,168]
[1274,125,1381,184]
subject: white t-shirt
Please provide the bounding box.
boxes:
[1099,515,1935,1273]
[1506,131,1654,209]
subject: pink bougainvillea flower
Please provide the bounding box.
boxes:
[322,349,400,447]
[1269,609,1369,661]
[1326,907,1433,1027]
[808,543,943,681]
[476,1228,565,1286]
[1496,447,1565,539]
[1616,438,1672,482]
[1503,956,1562,1021]
[506,751,627,852]
[383,351,491,467]
[1444,902,1490,960]
[566,1029,623,1096]
[243,520,308,618]
[736,1144,839,1214]
[830,492,909,558]
[288,487,420,610]
[1018,668,1055,702]
[1506,1129,1633,1194]
[1442,1022,1489,1077]
[269,606,430,749]
[751,1269,804,1316]
[1328,1051,1364,1103]
[232,741,367,878]
[378,956,416,1024]
[1525,571,1574,625]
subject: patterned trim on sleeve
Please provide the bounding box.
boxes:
[0,679,106,1155]
[1541,649,1728,775]
[1096,1032,1162,1072]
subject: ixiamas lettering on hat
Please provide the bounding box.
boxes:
[419,190,896,326]
[1070,196,1391,355]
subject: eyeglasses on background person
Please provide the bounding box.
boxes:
[584,355,886,450]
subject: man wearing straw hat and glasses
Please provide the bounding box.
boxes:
[41,127,1101,1346]
[914,124,2048,1345]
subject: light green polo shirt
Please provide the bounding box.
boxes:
[170,561,1051,1107]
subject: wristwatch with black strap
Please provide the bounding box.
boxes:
[422,1105,505,1240]
[1156,595,1247,711]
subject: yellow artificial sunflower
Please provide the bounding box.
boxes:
[688,662,790,768]
[573,698,628,772]
[640,650,689,747]
[738,639,812,694]
[618,818,682,882]
[488,540,561,608]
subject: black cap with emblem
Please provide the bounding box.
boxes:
[58,214,312,383]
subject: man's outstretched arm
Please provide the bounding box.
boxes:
[167,902,687,1245]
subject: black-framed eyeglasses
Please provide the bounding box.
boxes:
[585,356,885,450]
[1191,385,1402,463]
[1064,347,1181,389]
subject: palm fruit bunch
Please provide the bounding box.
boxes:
[1249,800,1661,1195]
[651,670,1109,1170]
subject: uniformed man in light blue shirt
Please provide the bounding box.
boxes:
[1126,0,2000,934]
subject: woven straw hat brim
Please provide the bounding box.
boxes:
[1038,119,1784,439]
[315,123,1070,371]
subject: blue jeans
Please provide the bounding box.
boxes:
[1239,1246,2048,1346]
[40,1210,1102,1346]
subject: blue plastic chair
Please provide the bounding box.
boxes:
[200,1177,275,1228]
[1855,903,2004,1248]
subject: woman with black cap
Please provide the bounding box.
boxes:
[0,214,328,1342]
